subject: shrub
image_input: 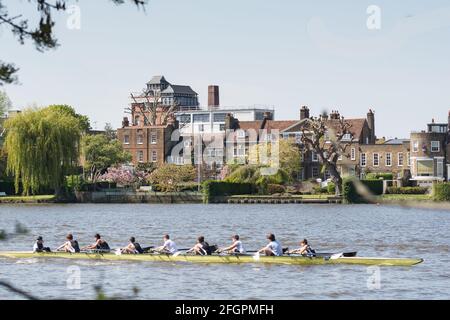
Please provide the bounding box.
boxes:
[202,181,255,203]
[362,179,384,195]
[342,179,383,203]
[148,164,196,192]
[267,184,286,195]
[65,175,84,192]
[387,187,429,195]
[312,185,328,194]
[343,178,361,204]
[327,182,336,194]
[433,183,450,201]
[366,173,394,181]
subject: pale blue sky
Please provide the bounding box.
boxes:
[2,0,450,138]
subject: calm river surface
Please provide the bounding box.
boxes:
[0,204,449,300]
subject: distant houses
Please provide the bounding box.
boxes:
[117,75,450,185]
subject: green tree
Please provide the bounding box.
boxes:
[82,134,131,182]
[248,138,301,182]
[0,0,146,85]
[148,164,196,192]
[4,106,83,195]
[47,104,90,132]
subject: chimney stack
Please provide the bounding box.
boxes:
[367,109,375,144]
[122,117,130,128]
[208,85,220,110]
[300,106,310,120]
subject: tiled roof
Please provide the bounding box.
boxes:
[147,75,167,84]
[162,85,198,96]
[325,118,367,140]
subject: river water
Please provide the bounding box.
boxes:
[0,203,449,300]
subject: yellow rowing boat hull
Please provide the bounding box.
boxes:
[0,251,423,266]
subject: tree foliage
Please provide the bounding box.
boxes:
[148,164,196,192]
[82,134,131,182]
[0,0,147,85]
[47,104,90,132]
[4,105,83,195]
[248,138,301,181]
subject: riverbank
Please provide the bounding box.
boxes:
[0,195,56,204]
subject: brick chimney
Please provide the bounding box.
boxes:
[208,85,220,110]
[330,110,341,120]
[367,109,375,144]
[300,106,310,120]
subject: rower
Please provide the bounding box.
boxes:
[33,236,51,253]
[187,236,211,255]
[219,235,245,254]
[155,234,178,254]
[121,237,144,254]
[81,234,110,252]
[56,234,80,253]
[288,239,315,256]
[258,233,283,256]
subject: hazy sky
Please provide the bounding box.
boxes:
[2,0,450,138]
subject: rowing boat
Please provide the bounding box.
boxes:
[0,251,423,266]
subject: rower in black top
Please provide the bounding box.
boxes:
[82,234,110,252]
[187,236,212,255]
[288,239,316,256]
[33,236,51,253]
[57,234,80,253]
[121,237,144,254]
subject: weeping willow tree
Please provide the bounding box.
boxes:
[4,106,83,196]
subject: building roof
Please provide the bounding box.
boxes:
[384,138,410,145]
[162,84,198,96]
[238,121,263,131]
[325,118,367,141]
[264,120,298,132]
[147,75,167,85]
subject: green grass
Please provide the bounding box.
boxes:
[379,194,432,201]
[229,194,333,199]
[0,195,56,202]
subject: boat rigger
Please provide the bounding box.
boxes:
[0,251,424,267]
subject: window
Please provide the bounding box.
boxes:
[151,133,157,144]
[373,153,379,166]
[137,135,144,145]
[407,152,411,166]
[137,150,144,163]
[177,114,191,124]
[193,114,210,123]
[213,113,227,123]
[417,159,433,176]
[152,151,157,163]
[342,133,352,141]
[312,152,319,162]
[295,133,302,144]
[312,167,319,178]
[360,153,367,167]
[431,141,440,152]
[398,153,404,166]
[235,144,245,157]
[134,116,140,126]
[351,148,356,161]
[385,153,392,166]
[282,133,290,139]
[413,141,419,152]
[123,135,130,145]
